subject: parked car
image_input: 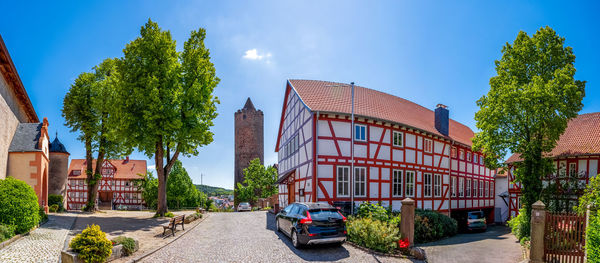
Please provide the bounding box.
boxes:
[237,202,252,212]
[276,202,347,248]
[466,211,487,231]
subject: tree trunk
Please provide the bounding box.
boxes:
[156,137,167,216]
[84,139,97,212]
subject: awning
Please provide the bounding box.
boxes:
[276,171,295,185]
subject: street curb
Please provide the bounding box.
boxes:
[127,213,210,263]
[345,240,422,260]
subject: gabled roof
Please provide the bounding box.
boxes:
[8,123,43,152]
[0,34,38,122]
[276,79,475,150]
[67,159,147,180]
[506,112,600,163]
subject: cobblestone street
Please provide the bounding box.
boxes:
[420,225,523,263]
[141,211,420,263]
[0,213,77,263]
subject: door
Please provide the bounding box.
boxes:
[288,182,295,205]
[99,192,112,202]
[279,204,295,236]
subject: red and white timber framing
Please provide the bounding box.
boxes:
[66,160,143,210]
[507,156,600,218]
[276,82,495,215]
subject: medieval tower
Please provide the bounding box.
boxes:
[234,98,264,197]
[48,133,69,207]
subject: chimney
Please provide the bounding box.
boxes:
[124,156,130,164]
[435,104,449,136]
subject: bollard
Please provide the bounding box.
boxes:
[401,198,415,247]
[529,200,546,263]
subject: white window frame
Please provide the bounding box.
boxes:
[392,170,403,197]
[474,154,478,164]
[451,147,457,158]
[491,182,494,198]
[466,178,471,197]
[424,173,432,197]
[337,166,350,197]
[405,171,415,197]
[434,174,442,197]
[467,152,472,162]
[473,179,478,197]
[354,167,367,197]
[569,163,577,177]
[460,149,465,160]
[451,176,457,197]
[393,131,404,147]
[459,177,464,197]
[355,124,367,142]
[480,180,484,197]
[485,181,489,197]
[424,139,433,153]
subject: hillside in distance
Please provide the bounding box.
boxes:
[195,184,234,196]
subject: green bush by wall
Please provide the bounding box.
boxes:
[414,209,457,243]
[48,194,64,211]
[0,177,40,234]
[347,217,401,253]
[587,212,600,263]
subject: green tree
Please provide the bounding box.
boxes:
[473,26,585,231]
[114,19,219,216]
[167,160,196,209]
[235,158,278,206]
[137,171,159,210]
[62,58,125,211]
[575,175,600,214]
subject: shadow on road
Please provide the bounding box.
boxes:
[265,212,351,262]
[419,225,518,247]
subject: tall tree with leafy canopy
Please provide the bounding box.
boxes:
[473,26,585,226]
[62,58,124,211]
[115,19,219,216]
[235,158,277,206]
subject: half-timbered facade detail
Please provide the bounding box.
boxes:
[66,158,146,210]
[506,112,600,218]
[275,79,495,220]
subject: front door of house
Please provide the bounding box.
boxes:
[99,192,112,202]
[288,182,295,205]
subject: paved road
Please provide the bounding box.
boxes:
[0,213,77,263]
[420,225,523,263]
[142,211,419,263]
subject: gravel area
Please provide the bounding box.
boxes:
[68,210,201,263]
[141,211,419,263]
[420,225,523,263]
[0,213,77,263]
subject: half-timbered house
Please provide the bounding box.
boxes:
[275,79,495,220]
[66,158,146,210]
[506,112,600,218]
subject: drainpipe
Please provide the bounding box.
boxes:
[448,140,454,216]
[350,82,355,215]
[315,111,319,203]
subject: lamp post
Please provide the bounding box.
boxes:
[350,82,355,215]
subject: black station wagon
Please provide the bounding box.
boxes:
[276,202,347,248]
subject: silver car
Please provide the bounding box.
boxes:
[237,202,251,212]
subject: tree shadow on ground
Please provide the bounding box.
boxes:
[418,225,518,247]
[70,214,171,237]
[265,212,351,262]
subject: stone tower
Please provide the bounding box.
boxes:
[48,133,69,207]
[234,98,264,193]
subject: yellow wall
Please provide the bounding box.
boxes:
[7,152,37,187]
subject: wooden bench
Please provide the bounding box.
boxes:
[162,214,185,237]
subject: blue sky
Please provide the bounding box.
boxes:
[1,1,599,189]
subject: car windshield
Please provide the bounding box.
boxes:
[240,202,250,206]
[468,212,484,219]
[308,209,342,220]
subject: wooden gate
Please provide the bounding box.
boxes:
[544,212,586,263]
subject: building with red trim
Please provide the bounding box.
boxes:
[506,112,600,218]
[275,79,495,220]
[66,158,146,210]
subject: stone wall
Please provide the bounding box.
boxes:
[0,75,20,179]
[49,152,69,197]
[234,101,264,190]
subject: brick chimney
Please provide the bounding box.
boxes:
[435,104,449,136]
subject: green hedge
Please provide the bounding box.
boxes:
[0,178,40,233]
[48,194,64,212]
[588,212,600,263]
[347,217,400,253]
[112,236,136,256]
[414,209,457,243]
[508,208,530,244]
[0,224,16,242]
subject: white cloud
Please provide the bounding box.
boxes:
[147,164,156,171]
[242,49,272,60]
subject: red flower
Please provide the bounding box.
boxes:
[398,237,410,249]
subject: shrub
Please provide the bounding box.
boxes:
[414,209,457,243]
[164,212,175,218]
[39,206,48,223]
[112,236,136,256]
[49,204,59,213]
[0,178,40,234]
[347,217,401,253]
[0,224,16,242]
[356,202,389,221]
[69,224,112,263]
[507,208,530,243]
[587,212,600,263]
[48,194,64,212]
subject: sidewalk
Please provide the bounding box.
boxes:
[0,213,77,263]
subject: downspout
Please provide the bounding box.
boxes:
[448,140,454,216]
[314,111,319,202]
[350,82,355,215]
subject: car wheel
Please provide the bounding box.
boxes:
[292,230,301,248]
[276,219,281,232]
